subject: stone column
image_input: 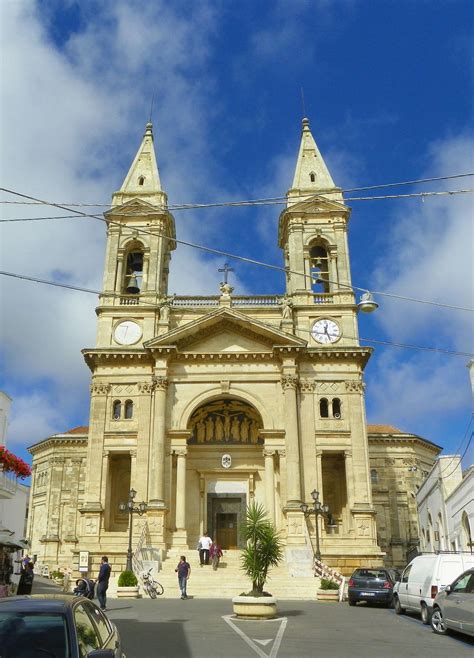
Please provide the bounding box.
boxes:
[149,376,168,507]
[175,448,187,530]
[281,374,302,505]
[83,382,110,511]
[263,449,276,523]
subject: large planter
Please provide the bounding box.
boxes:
[116,586,140,599]
[317,589,340,602]
[232,595,277,619]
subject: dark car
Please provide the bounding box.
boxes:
[0,595,125,658]
[348,567,400,607]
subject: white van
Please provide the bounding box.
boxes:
[393,552,474,624]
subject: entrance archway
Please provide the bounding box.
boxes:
[186,398,264,548]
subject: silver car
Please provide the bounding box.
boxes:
[431,568,474,637]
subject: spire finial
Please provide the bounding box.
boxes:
[302,116,310,131]
[145,122,153,137]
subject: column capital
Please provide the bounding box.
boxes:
[281,374,299,390]
[153,375,169,391]
[299,379,315,393]
[263,448,276,458]
[345,380,365,393]
[278,449,286,458]
[90,382,111,396]
[138,380,155,394]
[173,448,188,457]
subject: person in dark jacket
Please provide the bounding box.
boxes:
[16,561,34,595]
[96,556,111,610]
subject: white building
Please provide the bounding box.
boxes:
[0,392,29,548]
[416,455,473,553]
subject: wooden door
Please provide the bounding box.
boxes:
[216,513,238,549]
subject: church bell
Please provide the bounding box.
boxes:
[126,273,140,295]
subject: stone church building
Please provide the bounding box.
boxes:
[27,120,440,576]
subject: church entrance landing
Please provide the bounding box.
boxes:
[207,494,246,549]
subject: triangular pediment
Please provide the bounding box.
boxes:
[104,198,166,217]
[283,194,348,215]
[144,307,306,353]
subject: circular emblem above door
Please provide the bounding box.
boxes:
[222,454,232,469]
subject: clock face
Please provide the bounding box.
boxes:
[114,320,142,345]
[311,319,341,344]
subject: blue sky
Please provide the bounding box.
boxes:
[1,0,473,470]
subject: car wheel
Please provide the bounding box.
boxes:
[394,596,405,615]
[348,599,356,606]
[420,603,430,625]
[431,607,448,635]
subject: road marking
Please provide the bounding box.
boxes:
[254,639,272,646]
[222,615,288,658]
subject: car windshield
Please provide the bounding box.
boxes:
[353,569,388,579]
[0,611,69,658]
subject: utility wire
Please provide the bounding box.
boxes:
[1,185,473,313]
[1,172,472,208]
[1,270,473,358]
[437,415,474,477]
[2,188,473,221]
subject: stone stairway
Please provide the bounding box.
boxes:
[140,550,320,600]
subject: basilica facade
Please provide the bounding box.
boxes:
[27,120,440,574]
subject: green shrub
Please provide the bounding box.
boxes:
[117,570,137,587]
[50,571,64,580]
[320,578,340,590]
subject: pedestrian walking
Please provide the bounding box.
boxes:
[175,555,191,599]
[198,532,212,566]
[96,555,111,610]
[210,542,223,570]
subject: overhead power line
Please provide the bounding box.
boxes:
[1,269,473,358]
[1,185,473,314]
[0,172,473,209]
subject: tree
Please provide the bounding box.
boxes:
[240,502,283,596]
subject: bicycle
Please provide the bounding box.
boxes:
[140,568,164,598]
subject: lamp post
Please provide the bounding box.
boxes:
[300,489,337,562]
[119,488,148,572]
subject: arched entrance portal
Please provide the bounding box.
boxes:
[186,398,264,549]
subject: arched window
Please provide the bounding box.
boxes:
[371,469,379,484]
[113,400,121,420]
[332,398,341,418]
[309,171,316,183]
[309,244,329,293]
[123,248,144,295]
[319,398,329,418]
[138,176,145,186]
[124,400,134,419]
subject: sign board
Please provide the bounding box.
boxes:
[78,551,89,573]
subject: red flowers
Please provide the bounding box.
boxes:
[0,446,31,479]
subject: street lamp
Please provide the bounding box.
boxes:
[300,489,337,562]
[119,488,148,572]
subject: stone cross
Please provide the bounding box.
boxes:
[218,262,234,284]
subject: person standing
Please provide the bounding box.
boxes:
[175,555,191,599]
[17,561,34,594]
[198,532,213,566]
[96,556,111,610]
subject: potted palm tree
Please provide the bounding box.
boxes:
[232,502,283,619]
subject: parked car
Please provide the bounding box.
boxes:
[348,567,400,607]
[0,595,125,658]
[431,568,474,637]
[393,552,474,624]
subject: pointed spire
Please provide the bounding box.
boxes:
[112,122,167,207]
[287,117,341,206]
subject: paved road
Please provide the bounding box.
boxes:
[31,579,474,658]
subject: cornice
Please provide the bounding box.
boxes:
[367,434,441,453]
[82,348,152,371]
[28,436,88,455]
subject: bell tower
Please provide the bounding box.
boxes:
[278,117,358,344]
[96,123,176,348]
